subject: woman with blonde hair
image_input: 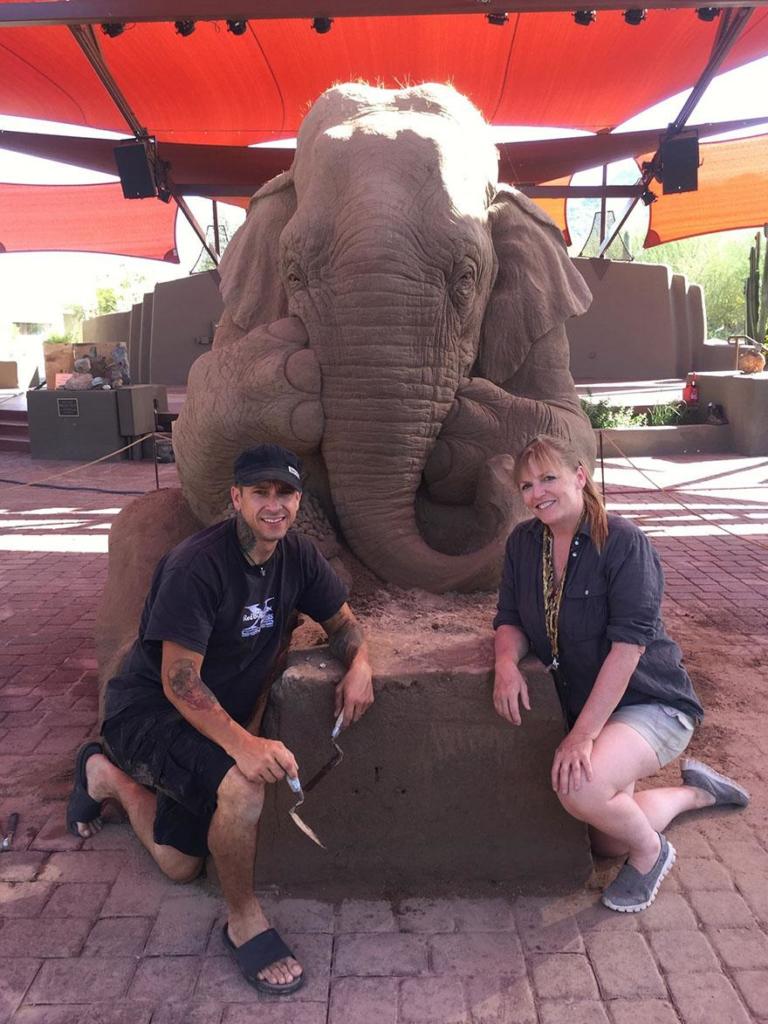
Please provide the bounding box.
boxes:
[493,434,748,912]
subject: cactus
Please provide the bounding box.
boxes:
[745,226,768,346]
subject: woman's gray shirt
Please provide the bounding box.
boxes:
[494,512,704,727]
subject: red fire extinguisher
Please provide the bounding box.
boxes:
[683,373,699,404]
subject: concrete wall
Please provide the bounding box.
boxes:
[568,258,731,382]
[82,311,131,346]
[128,303,143,383]
[82,259,734,388]
[138,292,154,386]
[595,424,733,458]
[148,271,222,385]
[256,643,592,894]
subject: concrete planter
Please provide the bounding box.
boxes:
[696,371,768,456]
[594,423,732,458]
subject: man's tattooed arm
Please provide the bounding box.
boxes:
[166,657,218,712]
[324,604,368,668]
[323,603,373,724]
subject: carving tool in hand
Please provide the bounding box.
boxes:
[287,710,346,848]
[1,812,19,851]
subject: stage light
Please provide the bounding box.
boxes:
[311,17,333,33]
[696,7,720,21]
[226,19,248,35]
[175,20,196,36]
[624,8,647,25]
[487,12,509,25]
[573,9,597,26]
[641,187,657,206]
[101,23,125,38]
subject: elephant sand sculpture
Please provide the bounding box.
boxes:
[97,82,594,683]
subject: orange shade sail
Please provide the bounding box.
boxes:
[0,182,179,260]
[528,178,570,240]
[0,10,767,142]
[643,133,768,247]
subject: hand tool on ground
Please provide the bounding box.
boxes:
[1,812,20,851]
[287,710,345,848]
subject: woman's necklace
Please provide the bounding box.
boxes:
[542,511,586,671]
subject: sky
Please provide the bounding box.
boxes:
[0,54,767,326]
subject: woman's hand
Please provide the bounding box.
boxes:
[551,731,594,794]
[493,657,530,725]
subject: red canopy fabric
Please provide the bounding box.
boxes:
[0,11,767,143]
[0,182,179,260]
[2,117,764,192]
[643,133,768,247]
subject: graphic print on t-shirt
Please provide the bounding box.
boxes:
[241,598,275,638]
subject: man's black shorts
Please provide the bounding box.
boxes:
[102,706,236,858]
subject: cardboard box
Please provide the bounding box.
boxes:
[43,343,74,389]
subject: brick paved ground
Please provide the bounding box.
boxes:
[1,447,767,1024]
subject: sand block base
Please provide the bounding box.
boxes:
[256,632,592,894]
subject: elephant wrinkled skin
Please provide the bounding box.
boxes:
[171,82,595,593]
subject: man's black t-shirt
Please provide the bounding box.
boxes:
[103,520,348,726]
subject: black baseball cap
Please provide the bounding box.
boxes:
[233,443,303,491]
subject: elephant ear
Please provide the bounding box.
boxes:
[476,185,591,384]
[219,170,297,333]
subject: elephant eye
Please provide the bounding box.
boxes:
[451,266,477,307]
[284,263,306,290]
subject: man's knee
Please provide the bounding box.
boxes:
[217,766,265,820]
[159,853,204,884]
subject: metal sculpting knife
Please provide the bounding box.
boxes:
[287,710,345,848]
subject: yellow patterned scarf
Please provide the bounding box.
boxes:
[542,514,585,670]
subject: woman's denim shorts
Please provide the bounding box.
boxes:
[607,702,695,767]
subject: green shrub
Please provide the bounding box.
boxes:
[645,401,684,426]
[580,398,646,429]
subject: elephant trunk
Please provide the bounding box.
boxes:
[319,366,512,593]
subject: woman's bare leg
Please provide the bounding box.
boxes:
[558,723,670,872]
[586,738,717,859]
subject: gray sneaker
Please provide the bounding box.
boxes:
[601,833,676,913]
[681,757,750,807]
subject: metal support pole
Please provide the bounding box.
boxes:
[596,6,754,259]
[599,430,606,503]
[599,164,607,247]
[212,199,221,256]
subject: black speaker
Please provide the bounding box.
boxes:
[661,132,699,195]
[114,141,157,199]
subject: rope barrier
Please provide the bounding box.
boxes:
[599,430,768,554]
[0,432,172,496]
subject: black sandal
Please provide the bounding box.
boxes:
[66,741,104,837]
[222,924,305,995]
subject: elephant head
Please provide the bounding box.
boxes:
[173,82,592,592]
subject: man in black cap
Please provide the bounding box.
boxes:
[67,443,373,995]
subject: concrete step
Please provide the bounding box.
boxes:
[0,434,31,453]
[0,407,30,452]
[0,420,29,437]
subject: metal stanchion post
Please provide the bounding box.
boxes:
[152,400,160,491]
